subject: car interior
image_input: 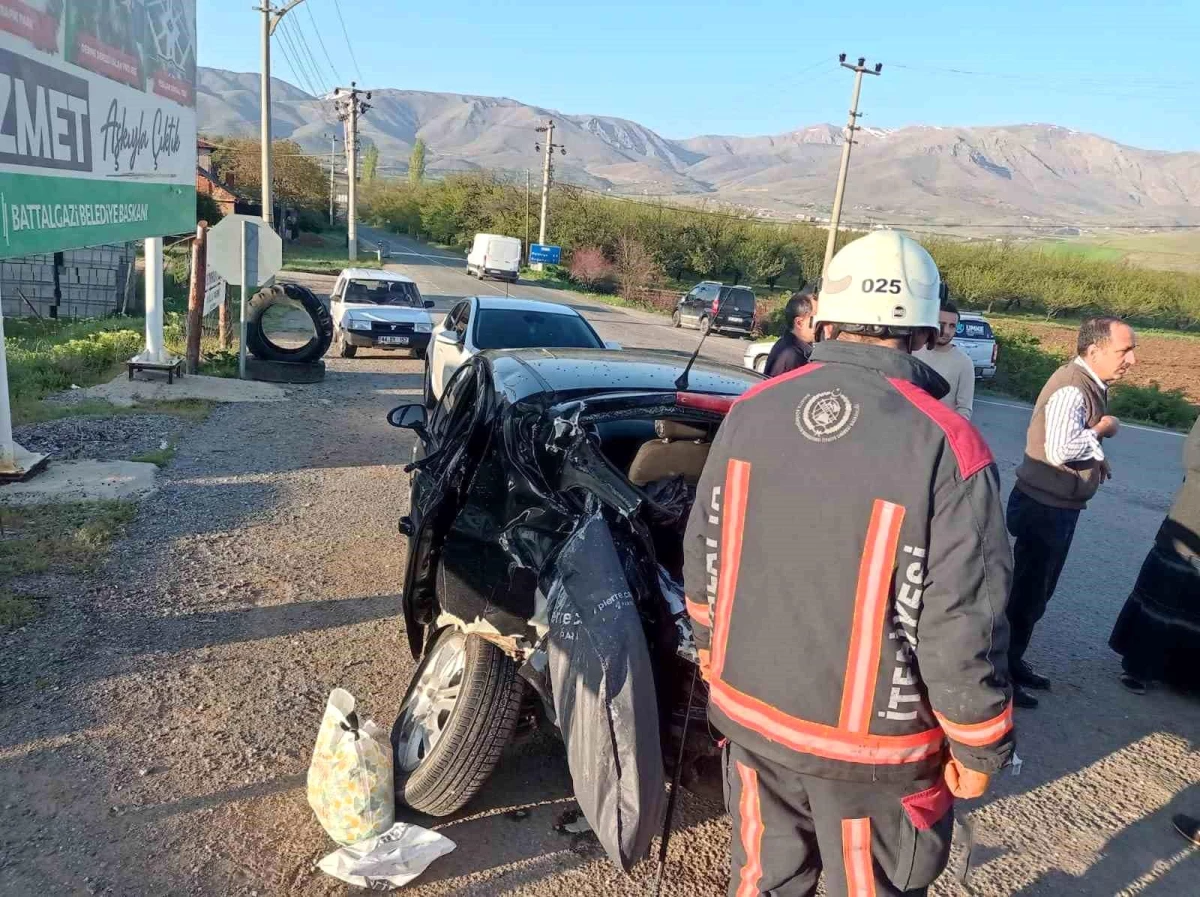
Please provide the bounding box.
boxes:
[588,418,715,486]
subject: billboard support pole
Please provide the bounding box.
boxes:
[0,288,46,479]
[144,237,165,364]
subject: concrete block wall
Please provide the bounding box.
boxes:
[1,244,136,320]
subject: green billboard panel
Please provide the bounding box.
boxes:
[0,0,197,257]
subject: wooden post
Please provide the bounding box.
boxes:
[185,221,208,374]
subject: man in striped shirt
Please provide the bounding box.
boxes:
[1006,316,1137,709]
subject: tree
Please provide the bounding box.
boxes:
[196,191,223,226]
[615,235,662,301]
[210,137,327,213]
[362,144,379,183]
[569,246,613,291]
[409,138,427,185]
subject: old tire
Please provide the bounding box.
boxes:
[245,282,333,364]
[391,629,524,817]
[672,309,682,328]
[244,357,325,383]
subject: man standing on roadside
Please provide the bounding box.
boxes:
[1006,316,1137,709]
[915,300,975,419]
[685,232,1014,896]
[764,287,816,377]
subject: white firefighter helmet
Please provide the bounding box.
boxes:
[814,230,946,331]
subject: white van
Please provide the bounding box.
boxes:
[466,233,522,283]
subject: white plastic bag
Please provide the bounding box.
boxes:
[307,688,395,845]
[317,822,456,890]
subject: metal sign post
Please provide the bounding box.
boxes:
[239,220,259,380]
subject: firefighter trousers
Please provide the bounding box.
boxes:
[724,742,955,897]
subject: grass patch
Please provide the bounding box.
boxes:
[0,590,37,627]
[282,231,382,274]
[0,500,136,580]
[129,443,176,467]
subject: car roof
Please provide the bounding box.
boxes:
[959,312,989,322]
[474,296,580,316]
[338,268,415,283]
[485,348,760,403]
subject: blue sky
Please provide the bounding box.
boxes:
[199,0,1200,151]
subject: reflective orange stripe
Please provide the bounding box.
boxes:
[685,596,712,628]
[936,703,1014,747]
[838,500,906,733]
[710,677,945,765]
[710,458,751,679]
[841,818,876,897]
[736,761,764,897]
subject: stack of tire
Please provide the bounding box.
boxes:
[245,282,333,383]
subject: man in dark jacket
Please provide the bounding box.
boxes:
[684,231,1015,897]
[764,287,816,377]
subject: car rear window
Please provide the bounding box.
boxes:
[957,319,994,340]
[720,288,756,313]
[474,308,603,351]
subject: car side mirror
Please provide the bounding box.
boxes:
[388,404,428,435]
[423,300,435,309]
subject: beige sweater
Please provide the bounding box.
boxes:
[914,345,975,419]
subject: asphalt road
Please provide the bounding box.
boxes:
[331,228,1200,894]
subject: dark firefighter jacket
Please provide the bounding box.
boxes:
[683,339,1015,783]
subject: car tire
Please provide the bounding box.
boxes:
[753,355,767,374]
[672,309,682,328]
[699,316,712,336]
[335,330,357,358]
[391,629,524,817]
[414,348,427,361]
[245,282,333,364]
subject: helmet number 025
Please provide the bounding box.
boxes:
[862,278,903,294]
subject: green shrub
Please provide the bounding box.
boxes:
[1109,382,1198,429]
[992,328,1066,403]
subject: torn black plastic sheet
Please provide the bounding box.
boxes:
[545,506,666,873]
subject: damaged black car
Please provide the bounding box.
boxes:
[386,347,760,871]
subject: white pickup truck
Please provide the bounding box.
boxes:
[744,312,998,378]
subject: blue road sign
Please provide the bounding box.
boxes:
[530,243,562,265]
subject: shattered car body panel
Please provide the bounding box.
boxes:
[398,347,759,869]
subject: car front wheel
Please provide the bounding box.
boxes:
[335,329,357,358]
[422,361,436,408]
[753,355,767,374]
[391,628,524,817]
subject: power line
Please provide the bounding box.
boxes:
[287,16,332,97]
[305,1,342,86]
[331,0,363,81]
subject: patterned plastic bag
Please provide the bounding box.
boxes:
[307,688,395,846]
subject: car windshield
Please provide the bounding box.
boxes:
[343,279,423,307]
[474,308,603,350]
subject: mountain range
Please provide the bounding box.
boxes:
[197,67,1200,231]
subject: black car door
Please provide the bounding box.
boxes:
[401,363,490,655]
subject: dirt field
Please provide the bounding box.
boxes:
[992,317,1200,403]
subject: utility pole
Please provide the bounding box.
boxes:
[822,54,882,274]
[533,120,565,268]
[335,82,372,261]
[525,169,531,264]
[257,0,306,230]
[326,132,339,225]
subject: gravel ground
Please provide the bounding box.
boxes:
[14,414,185,463]
[0,252,1196,896]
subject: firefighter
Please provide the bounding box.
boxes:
[684,230,1015,897]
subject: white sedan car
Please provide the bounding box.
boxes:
[424,296,614,407]
[330,268,436,359]
[743,312,998,378]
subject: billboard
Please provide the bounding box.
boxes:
[0,0,197,257]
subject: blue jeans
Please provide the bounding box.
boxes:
[1005,487,1081,666]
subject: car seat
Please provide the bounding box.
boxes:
[626,420,712,486]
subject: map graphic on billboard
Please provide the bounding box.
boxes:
[0,0,197,257]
